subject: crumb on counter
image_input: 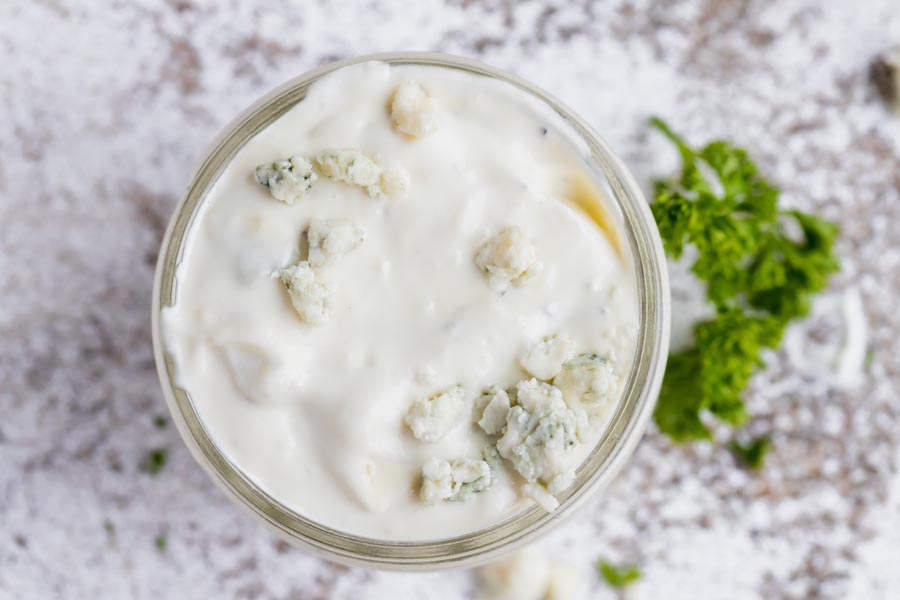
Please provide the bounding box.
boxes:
[871,46,900,110]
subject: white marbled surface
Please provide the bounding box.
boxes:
[1,1,899,598]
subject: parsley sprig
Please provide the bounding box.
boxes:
[599,560,642,588]
[650,118,839,442]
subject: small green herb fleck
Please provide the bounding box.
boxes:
[155,535,167,552]
[153,415,168,429]
[103,520,115,536]
[599,560,641,588]
[865,350,876,367]
[729,436,772,469]
[649,117,839,441]
[143,448,168,475]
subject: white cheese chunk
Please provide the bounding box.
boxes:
[420,456,493,504]
[475,227,541,287]
[315,149,384,197]
[404,385,465,442]
[391,81,440,138]
[473,386,512,435]
[254,156,317,205]
[307,217,366,268]
[275,261,331,325]
[522,482,559,512]
[553,354,619,438]
[379,165,410,196]
[518,334,575,380]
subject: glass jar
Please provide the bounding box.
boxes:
[152,52,670,570]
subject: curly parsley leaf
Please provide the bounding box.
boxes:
[650,118,839,442]
[599,560,642,588]
[729,436,772,470]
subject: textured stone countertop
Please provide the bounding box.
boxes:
[2,1,899,598]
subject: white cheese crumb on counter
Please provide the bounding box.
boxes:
[274,261,331,325]
[420,457,493,504]
[518,334,575,380]
[478,546,586,600]
[404,385,466,442]
[306,217,366,268]
[475,227,541,288]
[253,156,317,204]
[391,81,440,138]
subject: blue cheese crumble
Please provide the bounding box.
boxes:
[307,218,366,268]
[404,385,465,443]
[420,457,493,504]
[553,354,619,438]
[475,227,541,288]
[518,334,575,381]
[275,261,330,325]
[254,156,317,204]
[314,149,384,198]
[391,81,440,138]
[496,379,578,502]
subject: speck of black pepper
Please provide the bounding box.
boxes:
[153,415,168,429]
[539,126,548,136]
[13,534,26,548]
[870,50,899,106]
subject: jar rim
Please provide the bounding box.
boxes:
[151,51,671,570]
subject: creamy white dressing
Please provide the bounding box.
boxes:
[162,61,639,540]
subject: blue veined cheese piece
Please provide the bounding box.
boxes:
[275,261,331,325]
[496,379,578,511]
[420,457,493,504]
[254,156,317,204]
[314,149,384,198]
